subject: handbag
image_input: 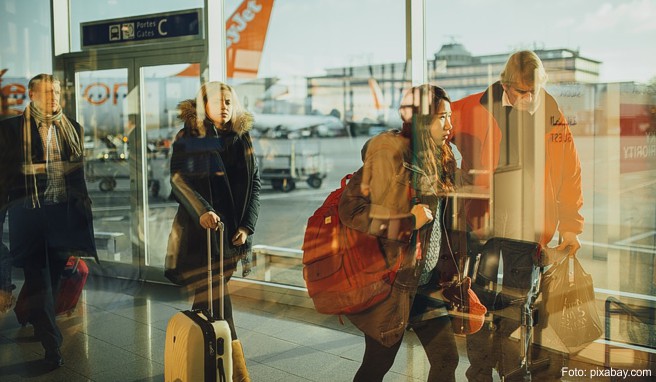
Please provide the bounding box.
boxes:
[538,255,602,353]
[441,277,487,335]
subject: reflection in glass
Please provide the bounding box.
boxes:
[76,69,132,265]
[141,64,200,268]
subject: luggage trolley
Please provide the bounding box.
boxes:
[256,139,327,192]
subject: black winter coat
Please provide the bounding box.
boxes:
[0,114,97,267]
[166,102,260,285]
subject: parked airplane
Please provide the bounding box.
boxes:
[345,75,406,136]
[170,64,347,138]
[251,112,346,138]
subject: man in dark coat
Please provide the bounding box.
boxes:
[0,74,97,369]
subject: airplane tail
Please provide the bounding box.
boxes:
[175,0,275,79]
[227,0,275,78]
[368,77,386,111]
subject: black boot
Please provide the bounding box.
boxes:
[44,347,64,369]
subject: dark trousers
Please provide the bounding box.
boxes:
[10,203,74,352]
[22,255,67,351]
[466,313,566,382]
[465,313,521,382]
[192,275,237,340]
[353,315,459,382]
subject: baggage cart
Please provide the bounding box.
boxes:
[256,139,327,192]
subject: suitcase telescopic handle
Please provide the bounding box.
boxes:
[207,223,225,320]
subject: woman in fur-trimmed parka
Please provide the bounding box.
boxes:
[168,81,260,382]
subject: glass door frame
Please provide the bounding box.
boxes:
[57,44,204,281]
[134,54,203,282]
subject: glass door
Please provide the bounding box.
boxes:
[138,62,201,271]
[62,51,202,281]
[64,59,141,279]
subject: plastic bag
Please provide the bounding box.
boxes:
[539,255,602,353]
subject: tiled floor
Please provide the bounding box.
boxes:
[0,274,652,381]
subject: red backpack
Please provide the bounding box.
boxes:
[302,173,401,315]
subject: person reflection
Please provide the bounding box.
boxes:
[0,74,98,369]
[450,51,584,381]
[339,84,460,382]
[167,81,260,382]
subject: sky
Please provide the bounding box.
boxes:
[1,0,655,84]
[238,0,656,83]
[425,0,656,84]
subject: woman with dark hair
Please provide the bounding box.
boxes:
[339,84,459,381]
[168,81,260,382]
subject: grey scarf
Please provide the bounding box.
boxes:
[22,103,83,207]
[28,103,82,158]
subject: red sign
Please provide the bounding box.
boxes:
[620,103,656,173]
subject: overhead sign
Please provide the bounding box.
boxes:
[81,9,202,49]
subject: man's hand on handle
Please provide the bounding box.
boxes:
[556,231,581,257]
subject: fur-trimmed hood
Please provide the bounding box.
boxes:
[177,99,254,137]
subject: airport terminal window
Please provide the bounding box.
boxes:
[1,1,656,380]
[427,0,656,353]
[226,0,406,286]
[0,0,653,326]
[0,2,51,90]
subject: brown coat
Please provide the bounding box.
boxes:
[338,131,444,347]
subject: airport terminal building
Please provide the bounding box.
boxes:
[0,1,655,381]
[308,42,603,134]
